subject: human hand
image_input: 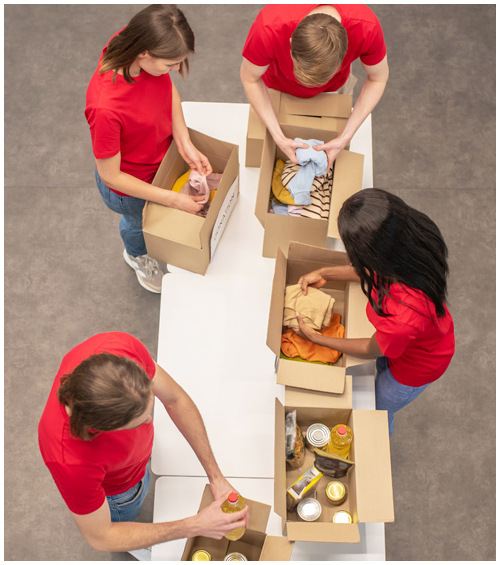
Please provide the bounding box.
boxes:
[276,136,309,164]
[292,312,321,343]
[298,270,327,295]
[179,143,213,176]
[192,494,250,540]
[173,192,205,214]
[312,137,348,171]
[209,477,237,502]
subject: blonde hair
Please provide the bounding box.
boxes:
[99,5,195,84]
[291,13,348,87]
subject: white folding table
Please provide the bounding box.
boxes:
[151,102,384,560]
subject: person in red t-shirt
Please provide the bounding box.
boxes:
[241,5,389,169]
[85,6,212,293]
[292,189,455,437]
[38,332,249,555]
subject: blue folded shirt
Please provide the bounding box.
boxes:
[287,138,328,205]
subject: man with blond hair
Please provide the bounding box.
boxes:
[241,4,389,169]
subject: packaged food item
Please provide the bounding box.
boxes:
[221,493,246,541]
[192,550,211,561]
[297,497,322,522]
[285,410,305,468]
[224,553,247,561]
[325,481,347,505]
[313,448,354,478]
[305,423,330,451]
[325,424,353,459]
[286,465,323,510]
[332,510,353,523]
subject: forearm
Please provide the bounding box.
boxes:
[313,336,376,359]
[337,75,387,145]
[165,395,223,483]
[93,516,197,553]
[319,265,360,282]
[99,169,178,206]
[243,77,284,144]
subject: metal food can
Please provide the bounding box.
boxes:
[325,481,347,506]
[305,423,330,451]
[192,550,212,561]
[297,497,322,522]
[224,552,247,561]
[332,510,353,523]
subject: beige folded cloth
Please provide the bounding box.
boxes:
[283,284,335,331]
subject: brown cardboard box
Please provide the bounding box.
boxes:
[275,396,394,543]
[267,242,375,396]
[181,484,294,561]
[245,90,352,168]
[255,122,363,259]
[142,128,239,275]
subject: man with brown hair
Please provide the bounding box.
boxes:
[38,332,249,556]
[241,4,389,169]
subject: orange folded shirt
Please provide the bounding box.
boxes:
[281,312,345,364]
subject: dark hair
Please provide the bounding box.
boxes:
[338,189,449,318]
[291,13,348,87]
[57,353,153,440]
[100,5,195,84]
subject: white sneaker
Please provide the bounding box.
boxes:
[123,250,164,293]
[128,546,152,561]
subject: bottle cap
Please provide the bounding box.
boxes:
[228,492,238,503]
[337,425,347,436]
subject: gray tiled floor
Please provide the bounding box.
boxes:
[4,4,495,562]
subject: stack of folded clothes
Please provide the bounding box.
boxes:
[281,284,344,364]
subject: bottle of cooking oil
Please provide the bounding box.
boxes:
[221,493,246,541]
[325,424,353,459]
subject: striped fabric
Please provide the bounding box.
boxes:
[282,161,334,220]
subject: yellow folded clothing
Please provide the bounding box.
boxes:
[271,159,296,205]
[171,170,191,193]
[283,284,335,331]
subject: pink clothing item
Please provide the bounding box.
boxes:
[288,205,303,217]
[180,170,223,217]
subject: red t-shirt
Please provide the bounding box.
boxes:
[38,332,156,515]
[85,29,173,196]
[242,4,387,98]
[366,283,455,387]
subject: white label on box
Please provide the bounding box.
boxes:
[210,176,239,260]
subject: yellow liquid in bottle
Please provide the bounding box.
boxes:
[221,494,246,541]
[325,424,353,459]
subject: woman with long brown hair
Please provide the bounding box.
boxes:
[85,5,211,293]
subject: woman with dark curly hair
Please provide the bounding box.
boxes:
[294,189,455,437]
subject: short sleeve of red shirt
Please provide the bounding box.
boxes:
[357,14,386,66]
[46,462,106,515]
[242,10,276,67]
[86,106,122,160]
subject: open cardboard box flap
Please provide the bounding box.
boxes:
[351,411,394,523]
[278,92,352,118]
[286,522,360,543]
[274,397,288,525]
[285,375,353,410]
[327,150,365,240]
[260,535,294,561]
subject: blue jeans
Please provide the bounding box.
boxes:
[95,168,148,257]
[106,466,151,523]
[375,357,430,438]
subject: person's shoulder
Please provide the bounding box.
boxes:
[338,4,382,25]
